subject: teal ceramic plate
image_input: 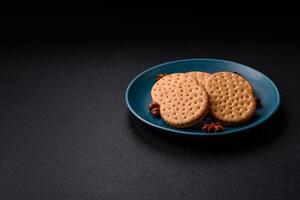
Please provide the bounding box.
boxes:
[125,59,280,136]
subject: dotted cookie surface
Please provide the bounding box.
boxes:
[160,83,209,128]
[151,73,197,104]
[186,71,210,86]
[204,72,256,124]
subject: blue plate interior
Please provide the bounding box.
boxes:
[126,59,280,136]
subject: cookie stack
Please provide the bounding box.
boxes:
[150,71,256,129]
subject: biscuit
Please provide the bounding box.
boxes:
[160,82,209,128]
[204,72,256,124]
[186,71,210,86]
[151,73,197,104]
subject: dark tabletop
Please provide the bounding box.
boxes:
[0,9,299,200]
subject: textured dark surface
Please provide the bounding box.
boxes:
[0,9,300,200]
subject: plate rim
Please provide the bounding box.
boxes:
[125,58,281,136]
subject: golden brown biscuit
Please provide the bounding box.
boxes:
[185,71,210,86]
[204,72,256,125]
[151,73,197,104]
[160,82,209,128]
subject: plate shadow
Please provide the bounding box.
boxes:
[127,106,287,156]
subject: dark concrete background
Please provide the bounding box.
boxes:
[0,8,299,200]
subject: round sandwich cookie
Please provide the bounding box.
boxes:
[151,73,197,104]
[160,81,209,128]
[204,72,256,125]
[186,71,210,86]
